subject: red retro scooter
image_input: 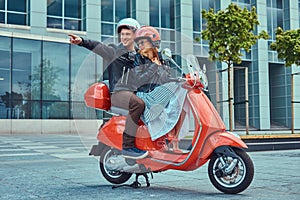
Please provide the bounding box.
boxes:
[85,49,254,194]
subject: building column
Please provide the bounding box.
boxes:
[136,0,149,26]
[30,0,47,35]
[290,0,300,130]
[86,0,101,40]
[179,0,193,56]
[254,0,270,130]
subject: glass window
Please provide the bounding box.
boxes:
[42,42,69,102]
[193,0,214,46]
[0,0,4,9]
[47,0,83,31]
[150,0,159,27]
[101,0,113,22]
[161,0,174,28]
[115,0,130,22]
[8,0,26,12]
[7,13,26,25]
[0,12,4,23]
[0,36,11,119]
[47,17,62,29]
[65,0,81,18]
[267,0,283,9]
[47,0,62,16]
[70,45,97,101]
[100,0,132,36]
[150,0,175,28]
[42,42,70,119]
[12,38,41,101]
[71,46,100,119]
[267,0,284,41]
[19,100,41,119]
[43,101,69,119]
[11,38,42,119]
[193,0,201,32]
[64,18,81,30]
[101,23,114,35]
[1,0,29,25]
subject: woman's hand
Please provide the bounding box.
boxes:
[68,34,82,45]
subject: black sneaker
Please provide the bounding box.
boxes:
[122,147,148,159]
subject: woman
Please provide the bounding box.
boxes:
[133,26,187,152]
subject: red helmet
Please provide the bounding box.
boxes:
[135,26,161,47]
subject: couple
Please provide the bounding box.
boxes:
[69,18,187,159]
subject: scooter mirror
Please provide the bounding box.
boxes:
[161,48,172,60]
[161,48,182,73]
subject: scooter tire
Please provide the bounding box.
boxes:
[99,146,132,184]
[208,147,254,194]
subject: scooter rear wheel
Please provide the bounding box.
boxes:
[100,147,132,184]
[208,148,254,194]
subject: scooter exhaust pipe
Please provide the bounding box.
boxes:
[122,164,141,173]
[106,155,142,173]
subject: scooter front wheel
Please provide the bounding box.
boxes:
[99,146,132,184]
[208,148,254,194]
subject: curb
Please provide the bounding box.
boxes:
[180,134,300,152]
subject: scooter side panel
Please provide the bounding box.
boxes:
[97,116,125,150]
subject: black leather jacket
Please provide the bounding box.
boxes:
[79,38,136,92]
[113,52,174,92]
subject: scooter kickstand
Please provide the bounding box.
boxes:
[111,173,150,189]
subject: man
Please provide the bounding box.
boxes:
[68,18,148,159]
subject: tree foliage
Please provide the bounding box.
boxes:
[201,3,269,66]
[270,27,300,67]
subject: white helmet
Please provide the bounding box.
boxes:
[116,18,140,33]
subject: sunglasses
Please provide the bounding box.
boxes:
[136,39,149,46]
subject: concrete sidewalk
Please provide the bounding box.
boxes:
[0,134,300,200]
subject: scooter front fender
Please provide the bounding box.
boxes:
[200,131,247,160]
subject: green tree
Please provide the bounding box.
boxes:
[200,3,269,131]
[270,27,300,67]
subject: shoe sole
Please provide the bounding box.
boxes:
[122,151,149,160]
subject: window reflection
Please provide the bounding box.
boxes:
[43,101,69,119]
[101,23,114,35]
[7,13,26,25]
[0,36,100,120]
[149,0,175,28]
[65,0,81,18]
[43,41,69,102]
[101,0,113,22]
[47,0,62,16]
[161,0,174,29]
[0,0,4,10]
[0,37,11,119]
[150,0,159,27]
[8,0,27,12]
[71,45,98,102]
[1,0,29,26]
[47,0,83,31]
[115,0,130,22]
[101,0,131,36]
[12,38,41,101]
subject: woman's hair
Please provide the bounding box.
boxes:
[138,47,159,61]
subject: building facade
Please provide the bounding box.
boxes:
[0,0,300,134]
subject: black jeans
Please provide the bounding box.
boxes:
[111,91,145,148]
